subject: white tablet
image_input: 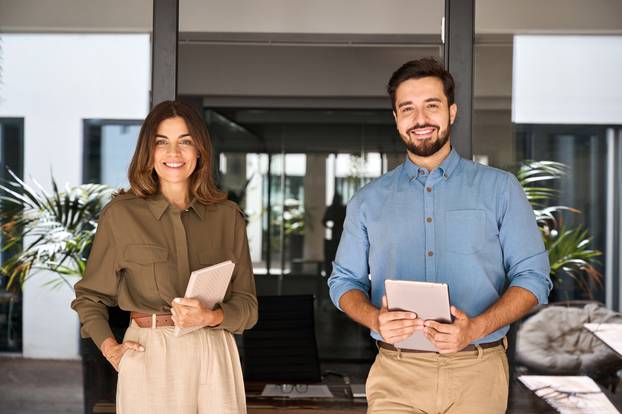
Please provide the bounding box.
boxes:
[384,279,451,351]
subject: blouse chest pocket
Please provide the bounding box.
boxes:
[123,244,169,288]
[444,209,485,255]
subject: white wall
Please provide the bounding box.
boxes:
[0,34,150,359]
[512,35,622,124]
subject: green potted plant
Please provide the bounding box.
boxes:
[516,160,602,299]
[0,170,112,289]
[0,170,124,414]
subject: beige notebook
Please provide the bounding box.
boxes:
[174,260,235,337]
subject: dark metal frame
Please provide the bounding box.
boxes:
[151,0,179,107]
[444,0,474,159]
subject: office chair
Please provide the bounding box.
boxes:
[515,301,622,391]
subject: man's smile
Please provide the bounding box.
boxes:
[408,126,438,140]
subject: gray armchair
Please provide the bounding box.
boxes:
[515,302,622,391]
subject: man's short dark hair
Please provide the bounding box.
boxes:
[387,58,455,110]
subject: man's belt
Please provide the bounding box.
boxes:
[377,338,504,353]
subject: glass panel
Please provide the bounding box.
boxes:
[211,109,401,277]
[473,10,620,301]
[0,118,25,352]
[83,120,142,187]
[515,126,608,301]
[209,108,404,360]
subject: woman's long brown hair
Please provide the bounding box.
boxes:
[124,100,226,204]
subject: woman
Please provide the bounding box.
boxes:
[71,101,257,413]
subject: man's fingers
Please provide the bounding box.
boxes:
[424,320,455,334]
[382,318,422,331]
[450,305,468,320]
[383,328,417,344]
[424,328,453,343]
[379,311,417,323]
[384,325,418,339]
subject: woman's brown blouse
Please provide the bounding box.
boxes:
[71,192,258,348]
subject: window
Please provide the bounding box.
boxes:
[83,120,142,188]
[0,118,25,352]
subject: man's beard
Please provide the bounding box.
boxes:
[402,122,451,157]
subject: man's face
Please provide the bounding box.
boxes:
[393,76,457,157]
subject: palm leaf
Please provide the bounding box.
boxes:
[0,169,112,291]
[516,160,602,298]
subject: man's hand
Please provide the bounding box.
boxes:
[100,336,144,372]
[378,296,423,344]
[171,297,223,328]
[423,306,483,353]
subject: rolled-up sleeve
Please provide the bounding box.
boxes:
[71,211,120,349]
[500,174,552,304]
[217,211,258,333]
[328,194,371,311]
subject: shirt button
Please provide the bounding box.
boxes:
[426,187,432,192]
[427,251,434,257]
[426,217,432,223]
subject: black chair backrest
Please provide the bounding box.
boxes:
[242,294,321,383]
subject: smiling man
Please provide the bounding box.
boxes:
[328,58,552,413]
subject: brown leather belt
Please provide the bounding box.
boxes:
[130,312,174,328]
[377,338,505,354]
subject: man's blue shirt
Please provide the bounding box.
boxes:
[328,148,552,344]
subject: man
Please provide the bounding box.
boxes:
[328,58,551,413]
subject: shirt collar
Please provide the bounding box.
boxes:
[146,193,206,220]
[438,147,461,181]
[402,147,461,182]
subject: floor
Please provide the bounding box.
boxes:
[2,356,620,414]
[0,357,83,414]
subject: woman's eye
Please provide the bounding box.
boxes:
[155,139,168,146]
[180,139,194,145]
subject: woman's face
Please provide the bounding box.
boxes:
[152,116,198,189]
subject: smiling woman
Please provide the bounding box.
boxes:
[152,116,199,202]
[71,101,257,414]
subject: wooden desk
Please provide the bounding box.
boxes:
[92,376,622,413]
[508,376,622,414]
[94,383,367,413]
[246,382,367,413]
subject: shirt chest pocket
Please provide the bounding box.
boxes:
[444,209,485,255]
[123,244,169,289]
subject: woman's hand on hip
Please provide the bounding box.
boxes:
[100,336,144,372]
[171,298,224,328]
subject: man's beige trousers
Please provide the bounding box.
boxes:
[366,344,509,414]
[116,321,246,414]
